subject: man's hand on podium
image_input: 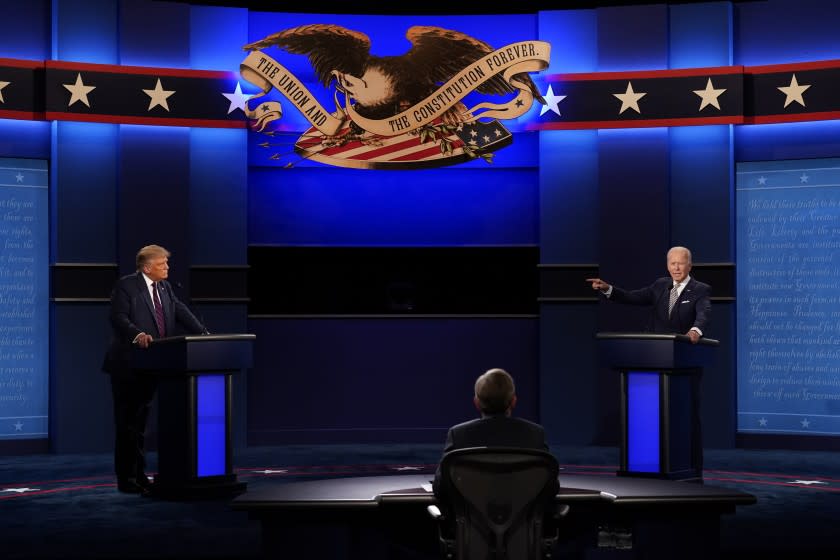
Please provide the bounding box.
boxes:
[686,330,701,344]
[586,278,610,292]
[133,333,153,348]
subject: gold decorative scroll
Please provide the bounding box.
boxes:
[344,41,551,136]
[240,40,550,137]
[240,51,345,135]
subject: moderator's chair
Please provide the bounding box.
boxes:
[428,447,565,560]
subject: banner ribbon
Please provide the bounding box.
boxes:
[240,40,551,137]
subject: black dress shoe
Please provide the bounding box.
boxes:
[117,478,147,494]
[136,475,153,490]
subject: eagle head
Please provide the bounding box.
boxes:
[331,65,397,115]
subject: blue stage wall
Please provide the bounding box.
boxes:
[247,317,539,445]
[540,1,728,449]
[0,0,252,453]
[248,166,539,247]
[0,0,839,452]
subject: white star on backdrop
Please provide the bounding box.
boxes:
[15,173,24,183]
[143,78,175,112]
[63,73,96,108]
[540,84,566,117]
[789,480,827,485]
[13,421,23,431]
[393,466,422,471]
[758,176,768,185]
[221,82,252,115]
[801,418,811,428]
[1,488,39,493]
[800,173,809,183]
[778,74,811,108]
[693,78,726,111]
[613,82,646,114]
[758,417,767,427]
[0,80,9,103]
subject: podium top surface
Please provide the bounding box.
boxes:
[595,332,718,369]
[596,332,719,346]
[150,333,256,345]
[133,333,255,373]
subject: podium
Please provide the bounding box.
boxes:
[596,333,718,480]
[131,333,255,498]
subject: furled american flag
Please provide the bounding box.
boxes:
[291,117,512,169]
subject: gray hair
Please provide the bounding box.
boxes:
[667,246,692,264]
[474,368,515,414]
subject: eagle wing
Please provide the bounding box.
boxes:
[243,24,371,88]
[404,26,543,102]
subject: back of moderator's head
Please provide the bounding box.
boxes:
[474,368,515,415]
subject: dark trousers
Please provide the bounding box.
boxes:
[692,373,704,473]
[110,373,157,481]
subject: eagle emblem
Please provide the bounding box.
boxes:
[240,24,550,169]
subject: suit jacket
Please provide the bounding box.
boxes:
[102,272,208,374]
[441,415,549,453]
[610,276,711,335]
[433,414,552,497]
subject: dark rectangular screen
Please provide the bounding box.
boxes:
[248,246,538,315]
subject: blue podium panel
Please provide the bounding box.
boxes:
[626,372,661,473]
[196,374,226,478]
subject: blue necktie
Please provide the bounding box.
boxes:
[153,283,166,338]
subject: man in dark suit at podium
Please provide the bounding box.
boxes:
[433,368,553,496]
[586,246,711,343]
[587,246,710,473]
[102,244,209,494]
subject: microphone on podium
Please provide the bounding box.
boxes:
[172,280,211,335]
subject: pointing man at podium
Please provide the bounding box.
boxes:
[102,244,209,494]
[587,246,711,343]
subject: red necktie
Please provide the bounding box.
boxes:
[152,283,166,338]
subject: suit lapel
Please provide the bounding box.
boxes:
[680,278,696,303]
[158,281,173,332]
[673,278,697,319]
[137,273,156,319]
[661,280,672,314]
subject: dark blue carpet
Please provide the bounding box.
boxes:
[1,444,839,559]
